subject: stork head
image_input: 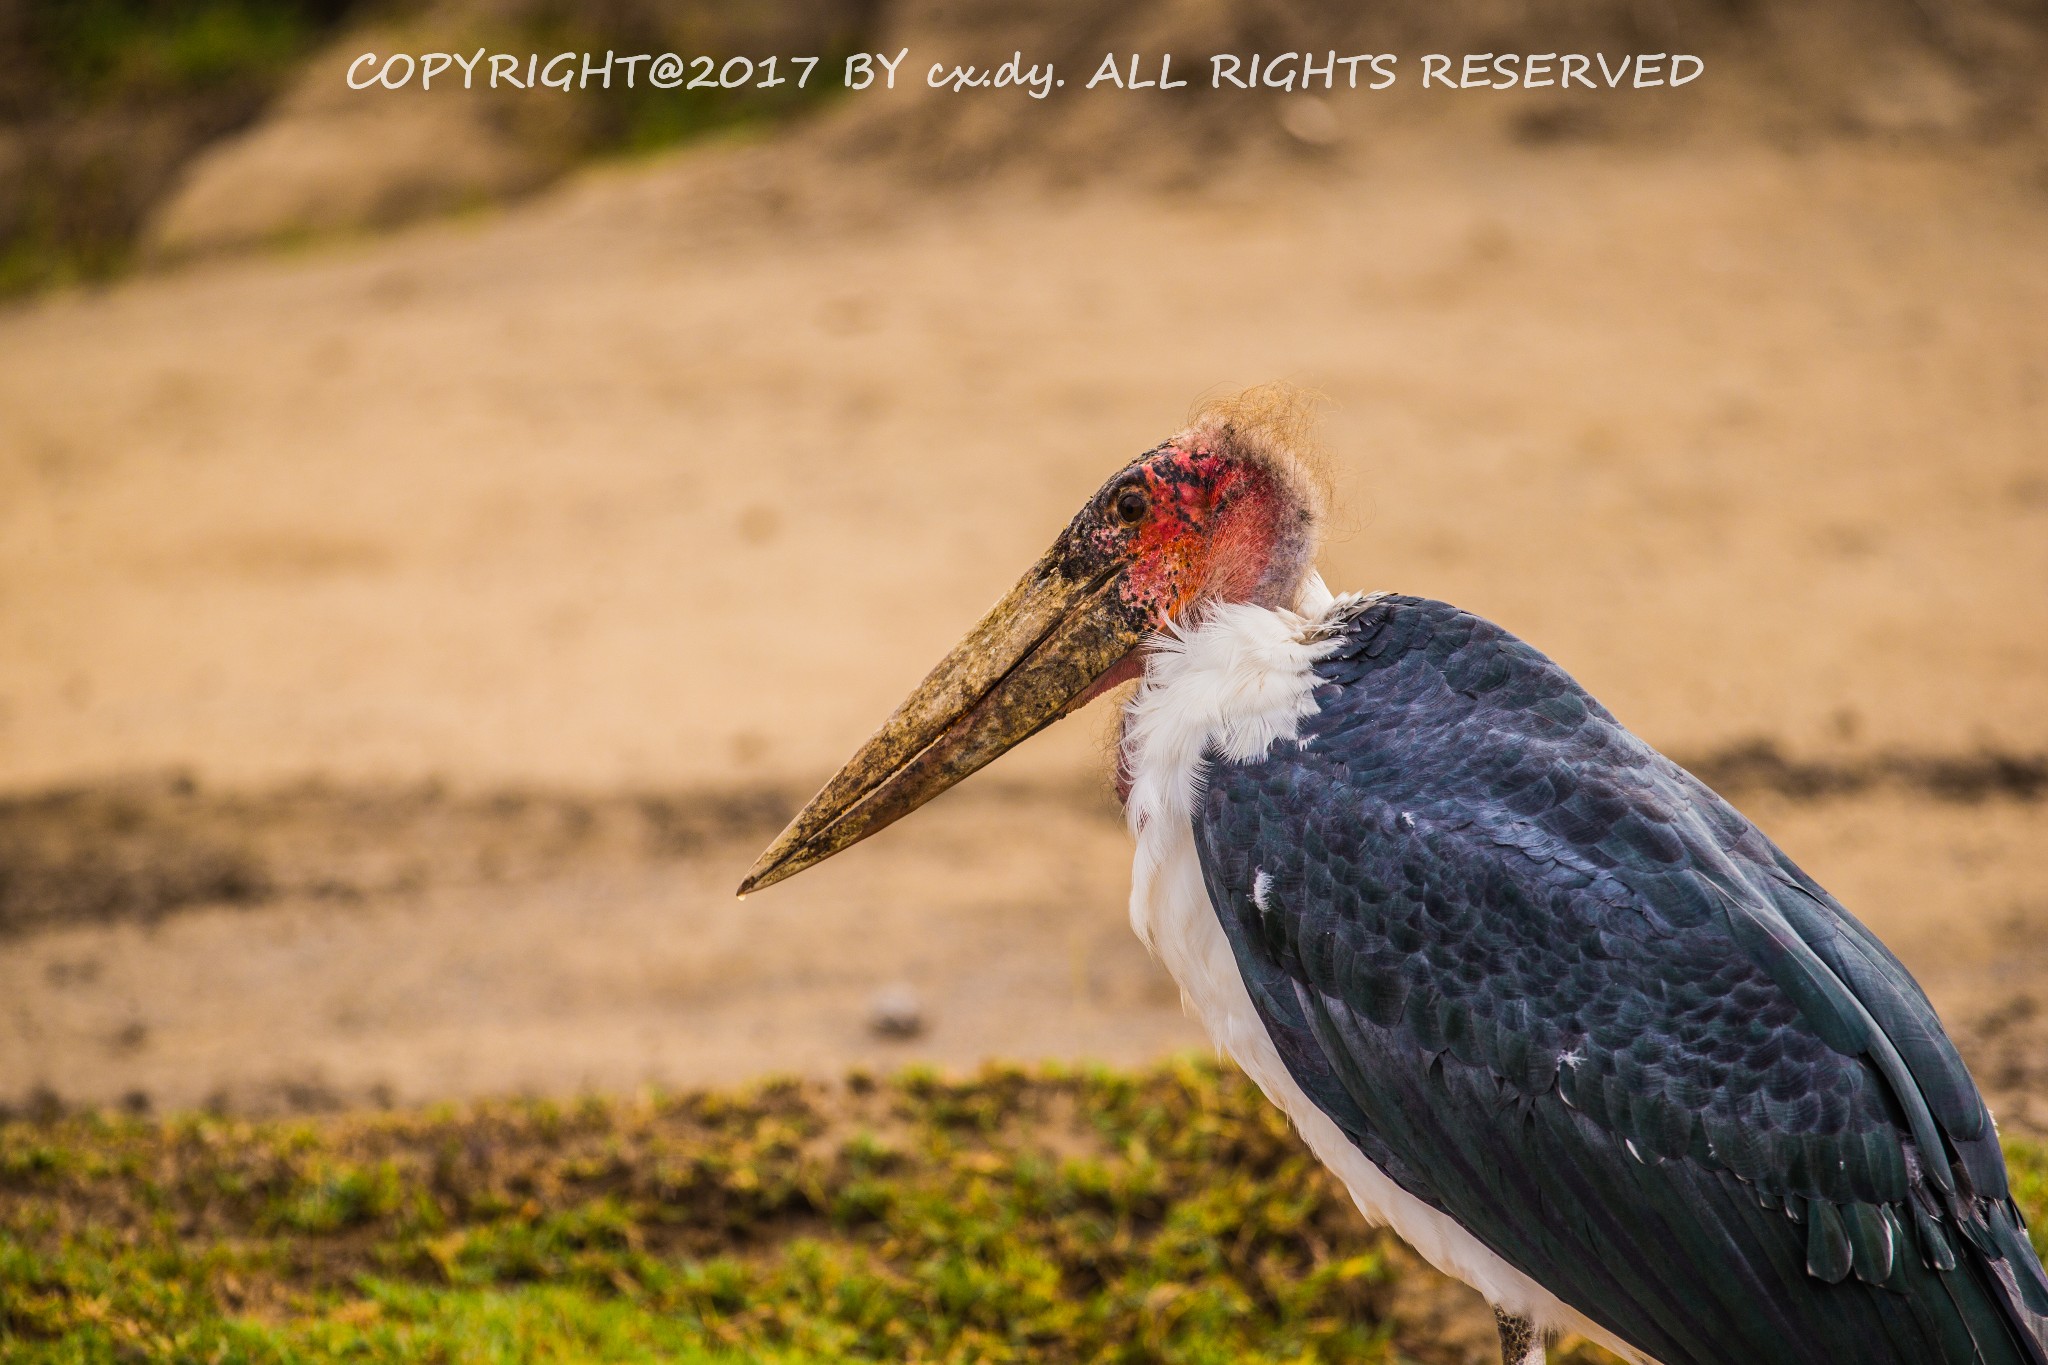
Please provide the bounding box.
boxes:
[738,385,1330,894]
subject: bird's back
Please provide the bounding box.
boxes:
[1184,593,2048,1365]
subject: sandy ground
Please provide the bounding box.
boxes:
[0,777,2043,1127]
[0,113,2044,1122]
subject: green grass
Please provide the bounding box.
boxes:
[3,1061,2045,1364]
[29,0,344,103]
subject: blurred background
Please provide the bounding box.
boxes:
[0,0,2044,1124]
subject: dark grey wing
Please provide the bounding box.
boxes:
[1193,595,2048,1365]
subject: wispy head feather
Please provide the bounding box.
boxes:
[1177,384,1333,551]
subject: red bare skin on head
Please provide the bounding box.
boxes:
[1069,441,1299,803]
[1108,441,1290,621]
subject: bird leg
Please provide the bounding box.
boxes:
[1494,1307,1545,1365]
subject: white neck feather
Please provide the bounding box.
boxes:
[1120,570,1349,844]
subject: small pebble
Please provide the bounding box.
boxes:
[1280,96,1341,147]
[868,984,925,1039]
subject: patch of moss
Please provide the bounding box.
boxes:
[13,1061,2040,1363]
[0,1062,1415,1363]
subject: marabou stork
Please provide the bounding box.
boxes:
[739,387,2048,1365]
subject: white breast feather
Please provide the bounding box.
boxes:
[1119,576,1656,1365]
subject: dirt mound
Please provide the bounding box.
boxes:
[141,0,881,259]
[139,35,561,262]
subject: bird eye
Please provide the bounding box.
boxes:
[1113,487,1148,525]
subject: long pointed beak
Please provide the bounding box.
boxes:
[738,542,1142,895]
